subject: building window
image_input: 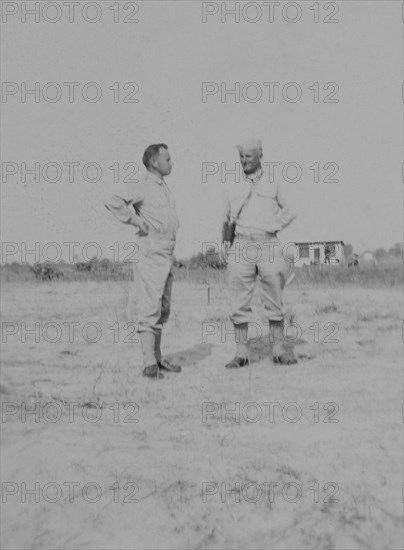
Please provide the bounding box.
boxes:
[325,243,336,256]
[299,245,309,258]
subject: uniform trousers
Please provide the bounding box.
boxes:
[227,234,289,325]
[133,233,175,335]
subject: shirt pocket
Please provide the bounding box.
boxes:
[229,193,248,219]
[256,184,278,201]
[147,191,168,208]
[255,184,280,215]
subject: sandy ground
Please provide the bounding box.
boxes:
[1,279,402,549]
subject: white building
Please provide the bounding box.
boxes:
[292,240,345,267]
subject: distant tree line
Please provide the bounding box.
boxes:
[1,243,401,282]
[1,258,131,282]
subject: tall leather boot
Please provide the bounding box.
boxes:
[225,323,250,369]
[154,329,162,364]
[139,331,163,378]
[269,320,297,365]
[154,329,182,373]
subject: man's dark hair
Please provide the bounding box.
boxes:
[142,143,168,169]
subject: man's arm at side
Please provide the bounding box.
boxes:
[276,183,298,230]
[220,190,231,243]
[217,189,231,265]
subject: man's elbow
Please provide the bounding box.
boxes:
[279,210,298,230]
[286,212,298,227]
[104,195,117,212]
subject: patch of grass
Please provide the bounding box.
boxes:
[2,259,401,287]
[293,261,402,288]
[315,302,338,314]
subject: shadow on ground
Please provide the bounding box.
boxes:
[166,343,213,366]
[249,337,310,363]
[167,339,313,367]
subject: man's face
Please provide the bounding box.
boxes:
[152,148,173,177]
[238,147,262,175]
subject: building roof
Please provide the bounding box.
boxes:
[294,240,344,245]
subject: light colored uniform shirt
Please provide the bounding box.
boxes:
[223,172,297,235]
[105,171,179,240]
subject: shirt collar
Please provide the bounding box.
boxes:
[146,171,165,185]
[243,168,264,184]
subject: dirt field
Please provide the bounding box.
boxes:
[1,279,402,549]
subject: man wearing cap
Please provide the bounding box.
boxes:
[105,144,181,379]
[222,138,298,368]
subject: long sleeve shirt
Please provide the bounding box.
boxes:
[222,174,297,235]
[105,171,179,240]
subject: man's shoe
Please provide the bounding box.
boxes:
[158,359,182,373]
[142,364,164,379]
[272,343,298,365]
[225,356,249,369]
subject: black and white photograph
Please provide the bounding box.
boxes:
[1,1,403,548]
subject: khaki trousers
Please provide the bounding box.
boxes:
[133,235,175,335]
[227,235,289,325]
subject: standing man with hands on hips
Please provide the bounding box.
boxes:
[105,143,182,379]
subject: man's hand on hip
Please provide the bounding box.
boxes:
[138,221,149,237]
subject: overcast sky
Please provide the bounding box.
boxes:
[1,0,402,262]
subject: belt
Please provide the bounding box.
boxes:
[235,231,277,240]
[147,229,176,242]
